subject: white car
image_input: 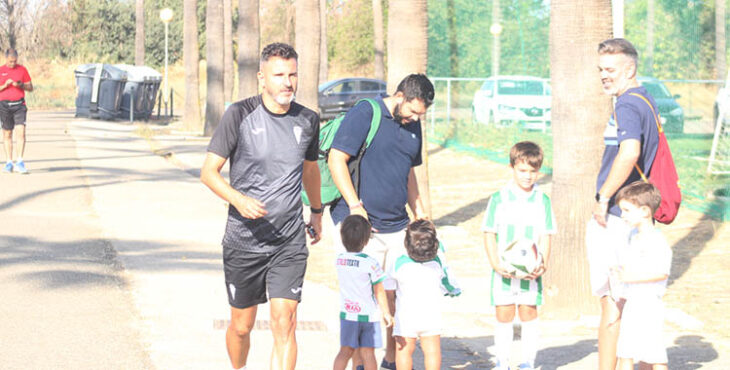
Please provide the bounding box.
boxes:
[472,75,551,130]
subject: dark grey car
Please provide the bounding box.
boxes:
[318,78,386,120]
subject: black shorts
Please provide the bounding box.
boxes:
[0,99,27,130]
[223,243,309,309]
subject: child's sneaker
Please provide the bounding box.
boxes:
[14,160,27,174]
[517,362,534,370]
[3,161,12,173]
[495,360,511,370]
[379,359,396,370]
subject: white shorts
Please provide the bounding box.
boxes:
[393,311,441,338]
[585,215,630,297]
[490,271,543,306]
[332,223,406,271]
[617,297,667,364]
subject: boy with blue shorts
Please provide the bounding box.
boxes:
[482,141,556,370]
[334,215,393,370]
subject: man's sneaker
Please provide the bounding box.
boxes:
[517,362,534,370]
[2,161,12,173]
[14,160,27,174]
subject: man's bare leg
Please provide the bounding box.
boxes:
[15,124,25,158]
[2,129,12,162]
[270,298,299,370]
[227,305,258,369]
[598,296,622,370]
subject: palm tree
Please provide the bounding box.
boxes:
[295,0,320,112]
[545,0,612,317]
[372,0,384,81]
[184,0,202,131]
[717,0,726,80]
[319,0,328,84]
[237,0,259,99]
[204,0,225,136]
[386,0,430,218]
[135,0,144,65]
[223,0,234,102]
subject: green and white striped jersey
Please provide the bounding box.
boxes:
[481,183,556,251]
[335,252,387,322]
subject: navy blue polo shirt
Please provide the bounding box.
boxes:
[596,86,659,216]
[329,97,422,232]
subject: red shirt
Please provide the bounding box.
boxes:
[0,64,31,101]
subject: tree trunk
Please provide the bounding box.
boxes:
[319,0,328,84]
[5,0,16,49]
[135,0,145,65]
[387,0,430,219]
[237,0,260,99]
[646,0,654,76]
[184,0,202,131]
[204,0,225,136]
[295,0,320,112]
[373,0,385,81]
[223,0,234,102]
[545,0,612,318]
[717,0,726,80]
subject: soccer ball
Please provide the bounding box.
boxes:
[500,239,542,279]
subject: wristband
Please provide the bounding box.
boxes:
[349,201,364,210]
[310,206,324,214]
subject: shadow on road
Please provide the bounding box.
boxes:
[536,339,596,370]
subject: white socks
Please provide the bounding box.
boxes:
[494,321,513,365]
[494,319,539,366]
[520,319,539,366]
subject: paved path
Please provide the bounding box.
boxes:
[0,112,152,369]
[1,112,727,369]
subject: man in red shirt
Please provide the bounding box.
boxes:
[1,48,33,174]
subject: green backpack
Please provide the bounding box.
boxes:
[302,98,382,207]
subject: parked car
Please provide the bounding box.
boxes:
[638,77,684,133]
[317,78,386,120]
[471,75,551,130]
[714,84,730,125]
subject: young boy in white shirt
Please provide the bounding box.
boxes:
[334,215,393,370]
[612,181,671,370]
[384,219,461,370]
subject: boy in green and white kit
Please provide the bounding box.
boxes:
[482,141,556,370]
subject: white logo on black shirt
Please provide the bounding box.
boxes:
[293,126,302,144]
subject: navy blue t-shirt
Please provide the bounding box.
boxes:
[596,86,659,216]
[329,97,422,232]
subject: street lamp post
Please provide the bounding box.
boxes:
[490,0,502,77]
[160,7,174,116]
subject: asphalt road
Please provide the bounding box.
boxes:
[0,112,152,369]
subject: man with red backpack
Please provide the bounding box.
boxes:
[588,38,663,370]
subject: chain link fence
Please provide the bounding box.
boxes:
[426,77,730,221]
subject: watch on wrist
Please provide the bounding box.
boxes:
[595,193,610,203]
[310,206,324,214]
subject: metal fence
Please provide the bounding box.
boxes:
[425,77,730,221]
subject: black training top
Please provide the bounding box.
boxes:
[207,95,319,252]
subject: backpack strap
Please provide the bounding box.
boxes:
[627,92,661,182]
[360,98,382,149]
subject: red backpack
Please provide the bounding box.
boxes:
[628,92,682,224]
